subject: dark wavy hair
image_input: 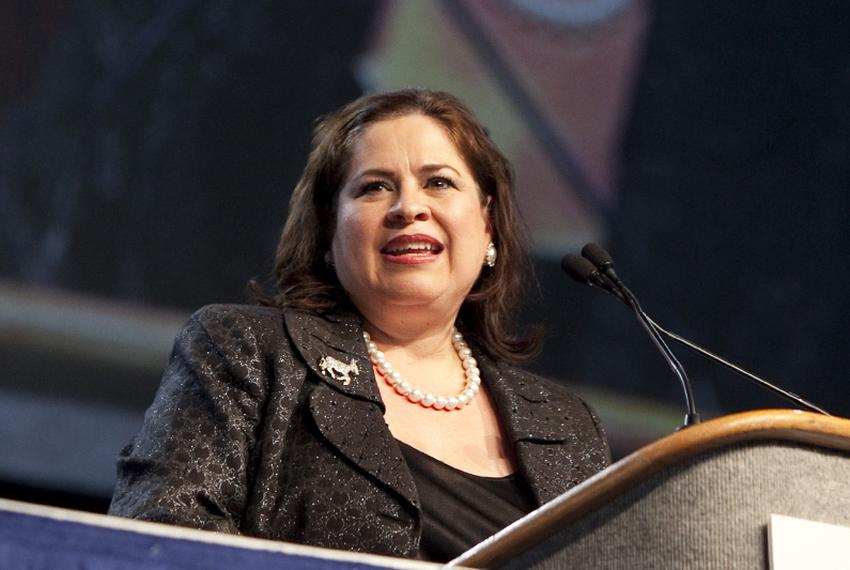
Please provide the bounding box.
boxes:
[252,88,540,362]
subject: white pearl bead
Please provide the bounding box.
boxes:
[397,382,412,395]
[452,331,463,342]
[469,383,479,394]
[458,394,469,405]
[389,371,401,384]
[458,347,472,358]
[469,376,481,386]
[410,389,424,402]
[374,350,385,361]
[378,361,391,373]
[462,357,477,370]
[447,397,459,409]
[434,397,447,410]
[422,394,435,407]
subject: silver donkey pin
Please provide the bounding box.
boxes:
[318,356,360,386]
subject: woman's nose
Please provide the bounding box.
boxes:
[386,188,430,224]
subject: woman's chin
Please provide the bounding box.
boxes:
[370,280,455,309]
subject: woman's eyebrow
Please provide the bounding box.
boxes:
[349,164,462,181]
[348,168,395,181]
[419,163,462,176]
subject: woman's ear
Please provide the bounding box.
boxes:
[483,194,493,236]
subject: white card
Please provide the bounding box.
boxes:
[769,513,850,570]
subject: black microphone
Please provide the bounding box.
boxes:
[569,244,831,417]
[581,243,614,271]
[581,243,627,295]
[563,245,701,427]
[560,254,626,303]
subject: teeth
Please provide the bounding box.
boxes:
[386,241,435,254]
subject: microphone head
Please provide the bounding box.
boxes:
[561,254,599,285]
[582,243,614,268]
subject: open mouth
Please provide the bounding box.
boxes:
[380,234,444,263]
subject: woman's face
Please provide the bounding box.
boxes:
[331,113,491,317]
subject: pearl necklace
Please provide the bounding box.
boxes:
[362,328,481,410]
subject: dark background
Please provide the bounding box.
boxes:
[1,0,848,513]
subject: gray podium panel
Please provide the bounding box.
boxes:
[502,442,850,569]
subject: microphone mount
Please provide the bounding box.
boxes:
[564,243,831,418]
[563,248,701,428]
[644,316,831,416]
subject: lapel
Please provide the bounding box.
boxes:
[475,351,588,506]
[283,308,419,512]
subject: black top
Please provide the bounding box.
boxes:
[398,440,537,562]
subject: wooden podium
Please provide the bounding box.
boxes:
[451,410,850,569]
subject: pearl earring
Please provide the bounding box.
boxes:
[484,242,497,267]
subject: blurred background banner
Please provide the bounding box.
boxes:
[1,0,848,512]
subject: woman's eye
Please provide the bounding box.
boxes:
[361,180,390,194]
[427,176,456,190]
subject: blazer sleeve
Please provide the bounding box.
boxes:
[108,304,270,533]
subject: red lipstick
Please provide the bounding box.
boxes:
[380,234,444,264]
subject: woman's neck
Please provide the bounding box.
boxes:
[358,303,460,360]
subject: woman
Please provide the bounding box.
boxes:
[109,88,610,562]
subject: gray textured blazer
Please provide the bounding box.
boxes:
[109,304,610,558]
